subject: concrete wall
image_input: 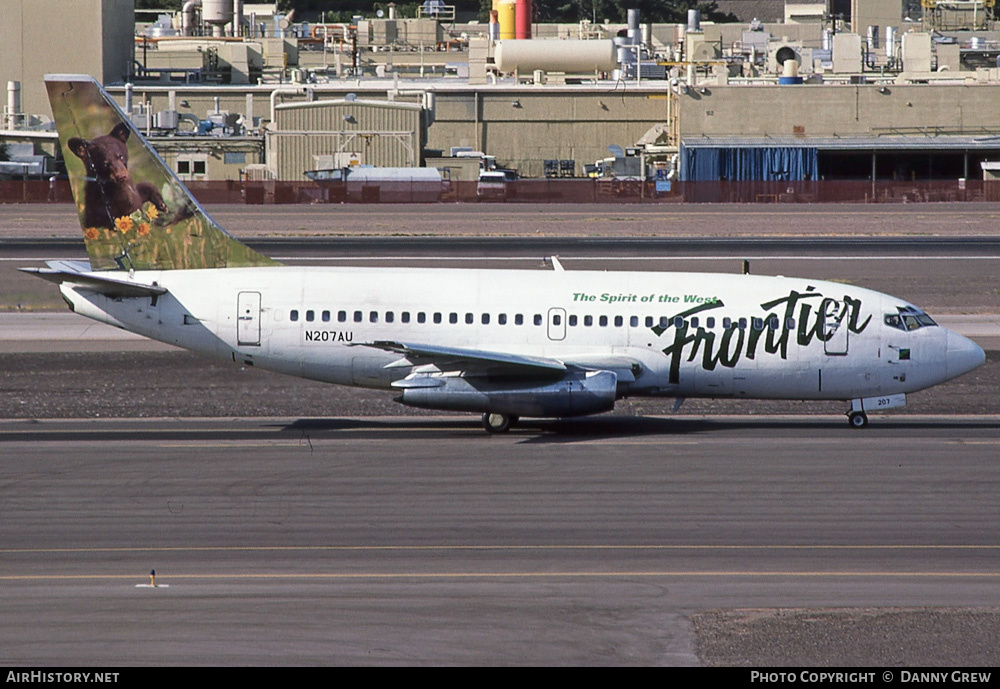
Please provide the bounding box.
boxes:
[679,83,1000,138]
[427,89,669,178]
[0,0,134,121]
[153,139,264,181]
[852,0,903,35]
[111,84,671,180]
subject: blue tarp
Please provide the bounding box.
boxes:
[681,145,818,182]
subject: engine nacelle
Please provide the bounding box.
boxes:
[396,370,618,418]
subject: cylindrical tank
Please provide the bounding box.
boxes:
[627,9,640,32]
[232,0,242,36]
[778,58,803,84]
[489,10,500,40]
[515,0,531,39]
[885,26,896,57]
[489,10,500,41]
[687,9,701,32]
[204,0,232,36]
[498,0,516,40]
[614,36,636,64]
[495,39,617,73]
[7,81,21,127]
[822,27,833,51]
[203,0,232,23]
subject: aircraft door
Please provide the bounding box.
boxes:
[823,302,849,355]
[547,307,566,341]
[237,291,261,346]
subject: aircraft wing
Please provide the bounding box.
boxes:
[358,340,641,384]
[358,340,569,377]
[21,261,167,299]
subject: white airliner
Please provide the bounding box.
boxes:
[24,75,985,432]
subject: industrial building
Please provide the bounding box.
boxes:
[3,0,1000,201]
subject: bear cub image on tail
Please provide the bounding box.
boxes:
[68,122,168,230]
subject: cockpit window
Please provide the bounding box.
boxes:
[884,307,937,332]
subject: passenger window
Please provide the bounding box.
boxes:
[290,309,299,322]
[752,317,764,330]
[322,310,330,322]
[613,315,622,327]
[465,313,474,324]
[601,316,609,327]
[785,317,795,330]
[449,313,458,324]
[482,313,490,325]
[768,316,779,330]
[553,314,562,326]
[584,315,593,327]
[434,312,442,324]
[645,316,653,328]
[369,311,378,323]
[738,318,747,330]
[499,313,507,325]
[723,317,732,329]
[661,317,670,328]
[690,317,699,329]
[630,316,639,327]
[354,311,363,322]
[568,315,577,327]
[338,310,347,323]
[385,312,394,323]
[515,314,523,325]
[306,310,315,322]
[673,317,684,329]
[706,317,715,328]
[418,312,426,323]
[534,314,542,326]
[401,312,410,323]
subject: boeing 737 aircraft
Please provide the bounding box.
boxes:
[24,75,986,432]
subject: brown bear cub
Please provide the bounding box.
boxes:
[68,122,168,231]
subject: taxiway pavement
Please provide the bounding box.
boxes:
[2,416,1000,665]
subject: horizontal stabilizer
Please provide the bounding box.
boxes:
[20,264,167,299]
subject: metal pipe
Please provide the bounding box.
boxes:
[182,0,202,36]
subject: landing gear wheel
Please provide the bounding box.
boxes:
[482,412,515,434]
[847,411,869,429]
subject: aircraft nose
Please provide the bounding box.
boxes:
[946,330,986,379]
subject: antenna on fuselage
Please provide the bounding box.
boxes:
[742,259,750,275]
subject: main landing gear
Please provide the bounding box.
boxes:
[847,411,869,429]
[482,412,518,434]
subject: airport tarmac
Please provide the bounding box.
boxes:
[4,202,1000,238]
[2,203,999,665]
[2,416,1000,666]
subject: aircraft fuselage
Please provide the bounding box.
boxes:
[61,265,985,407]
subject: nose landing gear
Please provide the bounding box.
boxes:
[847,411,869,428]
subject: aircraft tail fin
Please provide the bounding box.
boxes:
[45,75,278,271]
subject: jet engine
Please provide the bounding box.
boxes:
[394,370,618,418]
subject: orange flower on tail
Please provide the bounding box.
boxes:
[84,227,100,240]
[115,216,133,233]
